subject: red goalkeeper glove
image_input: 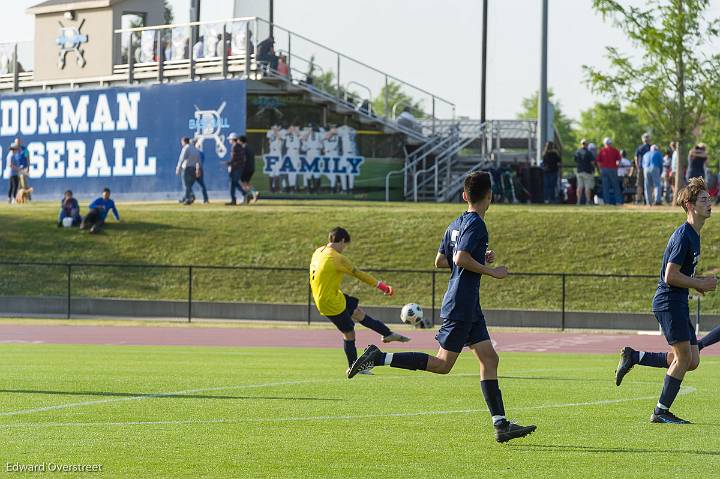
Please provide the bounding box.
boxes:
[376,281,394,296]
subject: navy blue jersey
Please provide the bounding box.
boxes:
[652,222,700,311]
[437,213,464,267]
[440,211,488,322]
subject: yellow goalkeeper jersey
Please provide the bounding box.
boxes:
[310,245,378,316]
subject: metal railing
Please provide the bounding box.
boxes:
[111,16,455,126]
[0,261,694,331]
[386,119,543,202]
[0,41,33,92]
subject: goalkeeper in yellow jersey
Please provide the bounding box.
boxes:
[310,227,411,373]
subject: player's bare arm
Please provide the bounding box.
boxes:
[664,262,717,294]
[485,250,496,264]
[454,250,507,279]
[434,252,450,269]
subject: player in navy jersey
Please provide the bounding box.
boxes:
[615,177,716,424]
[347,171,536,443]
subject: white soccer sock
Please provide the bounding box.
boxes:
[638,351,646,362]
[492,415,506,424]
[384,352,393,366]
[656,402,669,410]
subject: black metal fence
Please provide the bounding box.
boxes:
[0,261,681,330]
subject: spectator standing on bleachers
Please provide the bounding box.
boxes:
[635,133,652,204]
[687,144,708,181]
[574,139,596,205]
[175,137,201,205]
[192,35,205,60]
[163,39,173,61]
[541,141,561,204]
[597,137,622,205]
[642,145,664,206]
[57,190,81,227]
[257,36,278,70]
[81,188,120,234]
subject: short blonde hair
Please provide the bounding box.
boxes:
[675,177,707,212]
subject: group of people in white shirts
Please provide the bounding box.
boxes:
[265,124,359,194]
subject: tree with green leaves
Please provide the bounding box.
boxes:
[164,1,174,24]
[584,0,720,191]
[517,89,576,163]
[371,82,424,118]
[576,101,647,156]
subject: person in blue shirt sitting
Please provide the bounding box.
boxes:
[81,187,120,234]
[57,190,81,227]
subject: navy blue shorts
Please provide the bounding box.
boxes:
[654,304,698,345]
[325,294,359,333]
[435,317,490,353]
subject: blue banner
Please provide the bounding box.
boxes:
[0,79,246,199]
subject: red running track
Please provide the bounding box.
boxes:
[0,324,718,354]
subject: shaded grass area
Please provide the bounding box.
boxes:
[0,344,719,478]
[1,201,718,312]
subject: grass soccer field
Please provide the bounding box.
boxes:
[2,343,719,478]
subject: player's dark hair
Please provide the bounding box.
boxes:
[328,227,351,244]
[239,135,248,143]
[463,171,492,204]
[103,187,111,195]
[181,137,190,144]
[676,177,707,212]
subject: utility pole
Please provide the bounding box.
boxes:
[480,0,488,124]
[190,0,201,46]
[537,0,549,166]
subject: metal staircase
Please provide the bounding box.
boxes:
[386,119,538,202]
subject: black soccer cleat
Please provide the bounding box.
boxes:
[347,344,382,379]
[494,419,537,443]
[650,410,691,424]
[615,346,636,386]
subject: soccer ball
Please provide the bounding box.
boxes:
[400,303,424,326]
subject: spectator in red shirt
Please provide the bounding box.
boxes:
[597,137,622,205]
[277,54,290,77]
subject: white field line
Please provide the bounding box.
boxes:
[0,363,695,428]
[0,386,696,429]
[0,379,322,418]
[0,366,613,418]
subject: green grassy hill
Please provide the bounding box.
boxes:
[2,200,718,313]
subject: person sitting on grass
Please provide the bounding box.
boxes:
[57,190,81,227]
[81,187,120,234]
